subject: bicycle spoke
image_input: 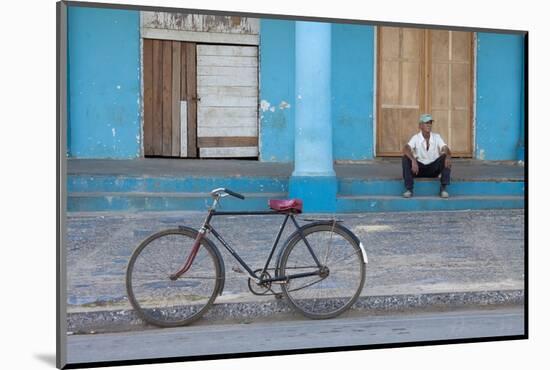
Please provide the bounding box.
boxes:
[328,249,362,267]
[323,221,337,265]
[127,230,221,327]
[280,224,365,319]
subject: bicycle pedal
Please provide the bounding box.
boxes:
[232,266,245,274]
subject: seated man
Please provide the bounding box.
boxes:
[402,113,452,198]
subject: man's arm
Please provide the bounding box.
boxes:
[440,145,452,168]
[440,145,451,156]
[403,144,419,175]
[403,144,416,160]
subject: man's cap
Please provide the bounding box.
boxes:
[419,113,434,123]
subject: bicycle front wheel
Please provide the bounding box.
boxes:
[126,229,222,327]
[279,223,366,319]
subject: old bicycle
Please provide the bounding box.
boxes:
[126,188,368,327]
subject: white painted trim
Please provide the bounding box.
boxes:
[372,26,378,158]
[257,31,262,161]
[448,31,453,148]
[472,32,478,159]
[139,13,145,158]
[180,101,188,157]
[141,28,259,46]
[200,147,259,157]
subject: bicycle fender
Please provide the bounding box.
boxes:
[336,223,368,264]
[178,225,226,296]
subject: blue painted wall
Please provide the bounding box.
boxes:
[332,24,375,160]
[259,19,296,162]
[67,6,141,158]
[475,33,525,160]
[259,20,375,162]
[65,9,524,163]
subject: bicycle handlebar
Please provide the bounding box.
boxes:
[224,188,245,200]
[211,187,245,200]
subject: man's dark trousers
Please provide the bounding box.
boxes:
[402,154,451,191]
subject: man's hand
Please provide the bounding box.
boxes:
[441,146,452,168]
[411,159,419,175]
[444,156,452,169]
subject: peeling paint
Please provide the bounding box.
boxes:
[269,107,275,112]
[112,128,116,137]
[142,12,259,34]
[279,101,291,110]
[479,149,485,160]
[260,100,271,112]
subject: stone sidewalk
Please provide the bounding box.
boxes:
[65,209,524,332]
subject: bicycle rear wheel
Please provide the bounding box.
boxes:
[279,223,365,319]
[126,229,221,327]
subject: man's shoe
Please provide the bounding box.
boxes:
[440,188,449,198]
[403,190,413,198]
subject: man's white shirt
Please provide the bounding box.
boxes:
[407,132,448,165]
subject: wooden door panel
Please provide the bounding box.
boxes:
[377,27,473,157]
[377,27,424,156]
[143,39,197,158]
[380,27,400,58]
[451,63,470,107]
[451,110,470,150]
[196,44,258,158]
[151,39,163,156]
[185,42,197,158]
[161,40,173,156]
[428,30,473,156]
[431,30,449,61]
[380,61,400,105]
[431,63,449,108]
[143,39,154,155]
[171,41,181,157]
[402,28,424,59]
[432,110,450,144]
[380,108,401,153]
[452,31,471,61]
[402,62,422,105]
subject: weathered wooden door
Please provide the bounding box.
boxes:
[377,27,473,157]
[377,27,426,156]
[196,45,259,158]
[427,30,473,156]
[143,39,197,157]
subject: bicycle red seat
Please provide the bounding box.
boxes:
[268,199,303,213]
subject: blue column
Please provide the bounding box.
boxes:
[289,21,337,212]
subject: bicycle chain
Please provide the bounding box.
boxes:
[246,267,327,296]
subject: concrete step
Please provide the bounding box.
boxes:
[68,192,286,212]
[69,175,523,196]
[339,178,524,196]
[337,195,524,212]
[68,175,288,194]
[67,174,524,213]
[68,192,523,213]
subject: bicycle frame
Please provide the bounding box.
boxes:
[169,208,324,284]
